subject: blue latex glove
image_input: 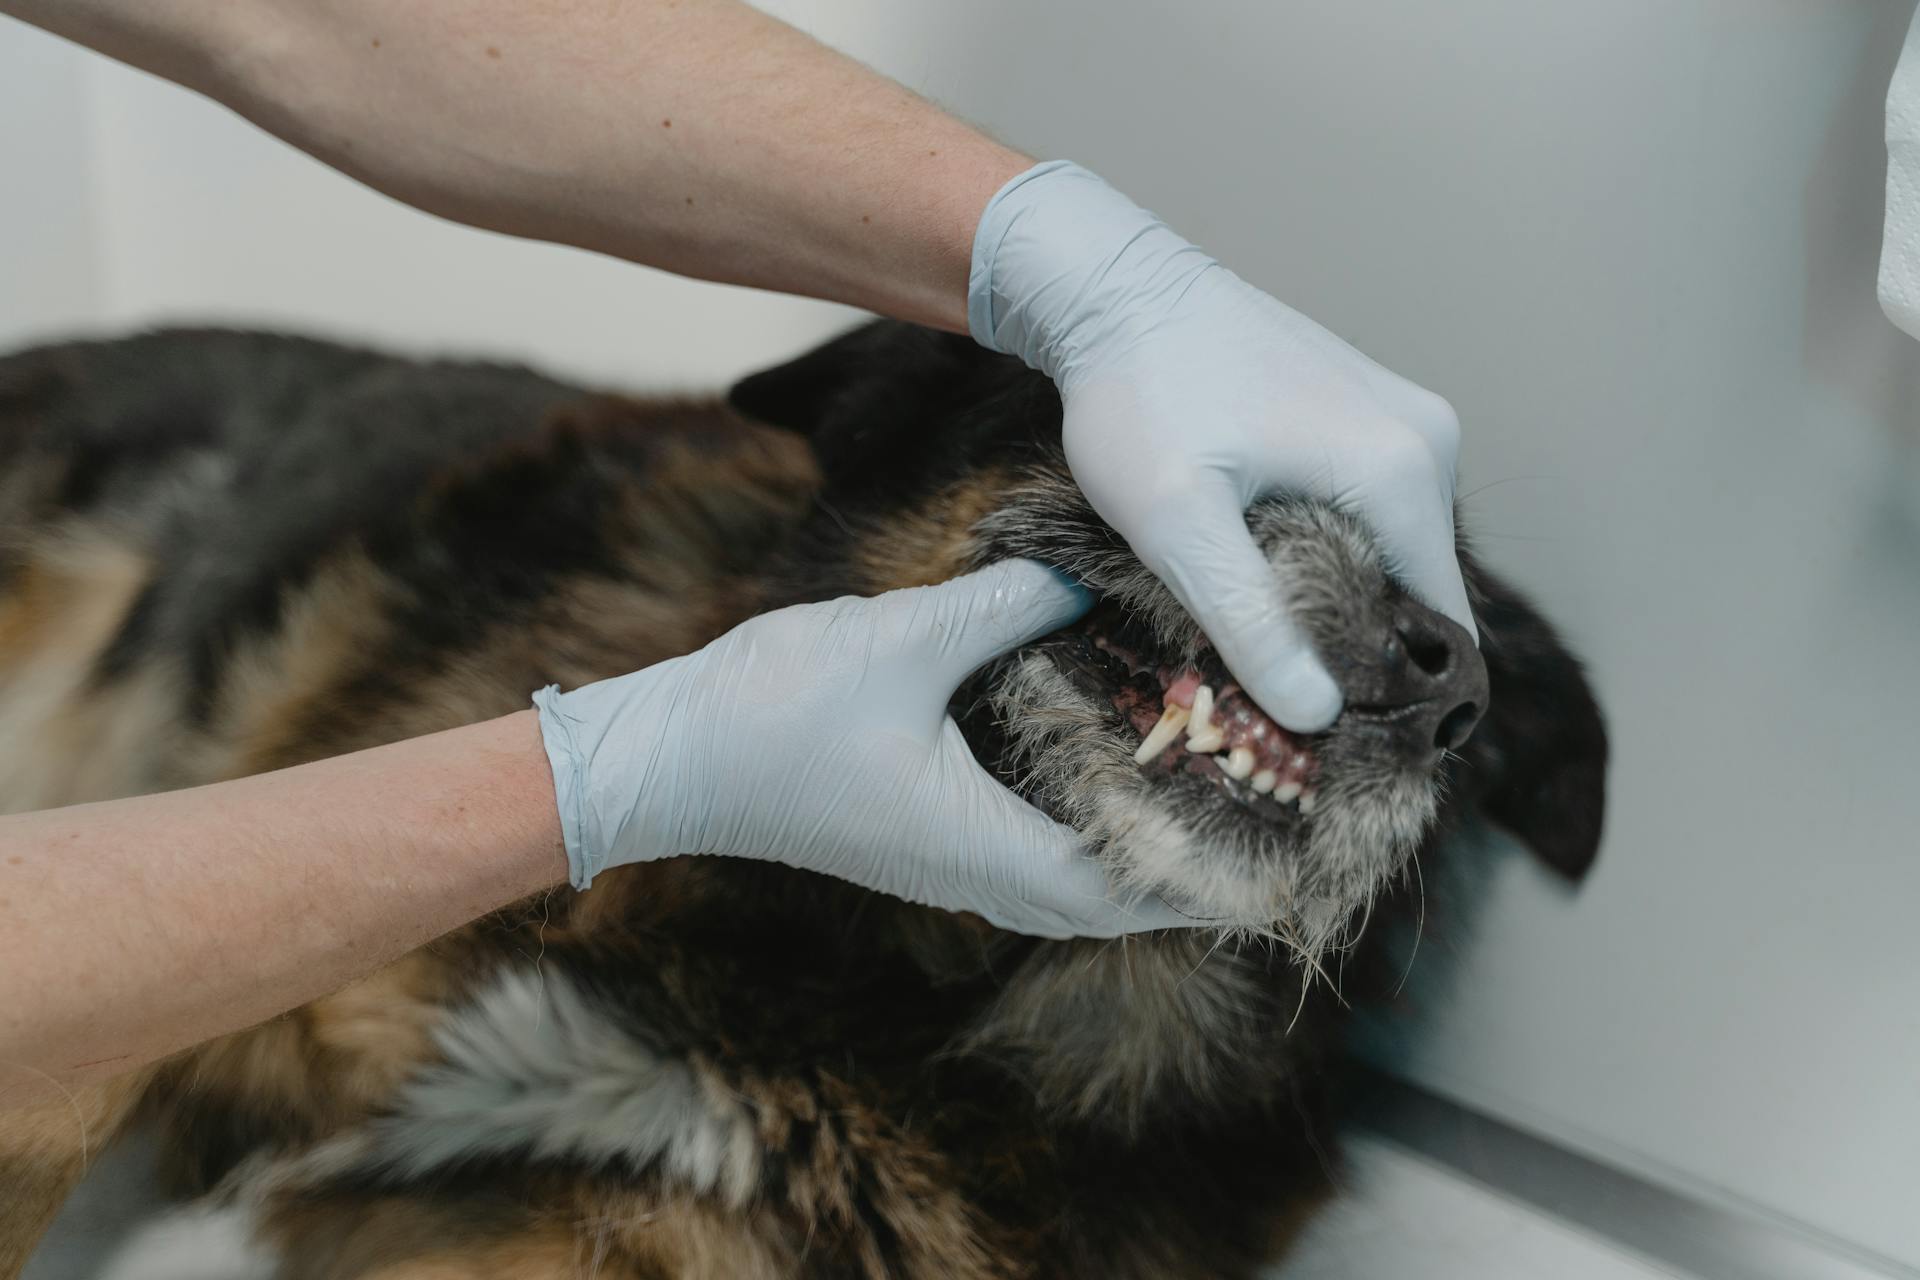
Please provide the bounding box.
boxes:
[970,161,1474,733]
[532,560,1186,938]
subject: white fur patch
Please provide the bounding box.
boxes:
[92,1204,275,1280]
[355,967,760,1204]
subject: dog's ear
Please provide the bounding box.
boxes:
[1455,560,1609,879]
[727,321,980,438]
[728,321,1047,501]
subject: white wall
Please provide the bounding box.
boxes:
[0,24,102,346]
[5,2,1919,1269]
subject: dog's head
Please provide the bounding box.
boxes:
[733,323,1606,951]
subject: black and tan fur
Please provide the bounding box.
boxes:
[0,322,1606,1278]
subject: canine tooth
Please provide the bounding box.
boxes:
[1185,685,1226,752]
[1274,779,1304,804]
[1250,769,1277,794]
[1133,704,1191,765]
[1297,788,1318,815]
[1222,747,1255,780]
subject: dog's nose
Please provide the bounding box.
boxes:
[1340,597,1488,763]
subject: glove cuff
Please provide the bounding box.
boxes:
[532,683,601,891]
[966,159,1079,356]
[967,159,1214,386]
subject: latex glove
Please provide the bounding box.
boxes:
[969,160,1474,733]
[532,559,1187,938]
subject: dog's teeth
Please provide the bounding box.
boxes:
[1250,769,1277,794]
[1184,684,1226,753]
[1133,704,1191,765]
[1297,788,1318,815]
[1192,684,1213,718]
[1274,779,1304,804]
[1188,684,1215,730]
[1221,747,1255,780]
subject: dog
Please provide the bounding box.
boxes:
[0,320,1607,1278]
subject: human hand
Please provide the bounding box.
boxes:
[532,559,1188,938]
[969,161,1473,733]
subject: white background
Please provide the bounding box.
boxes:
[4,2,1919,1271]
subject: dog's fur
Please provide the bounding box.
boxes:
[0,322,1607,1279]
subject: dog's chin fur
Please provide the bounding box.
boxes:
[974,469,1441,956]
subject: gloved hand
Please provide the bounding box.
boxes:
[969,161,1474,733]
[532,559,1187,938]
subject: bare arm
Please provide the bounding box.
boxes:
[0,0,1047,1106]
[0,712,564,1104]
[0,0,1029,1104]
[2,0,1030,330]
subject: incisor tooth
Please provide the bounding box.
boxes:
[1250,769,1278,794]
[1297,788,1318,815]
[1132,703,1191,765]
[1187,727,1227,753]
[1185,684,1226,753]
[1222,747,1255,780]
[1274,779,1304,804]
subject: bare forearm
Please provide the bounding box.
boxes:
[4,0,1030,330]
[0,710,565,1102]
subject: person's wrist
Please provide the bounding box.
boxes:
[906,140,1033,335]
[487,708,571,889]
